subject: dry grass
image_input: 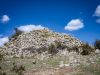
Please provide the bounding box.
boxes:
[0,51,100,75]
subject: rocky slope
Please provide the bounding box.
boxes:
[1,28,83,57]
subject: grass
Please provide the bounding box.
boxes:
[0,58,35,75]
[0,55,69,74]
[0,53,100,75]
[75,59,100,75]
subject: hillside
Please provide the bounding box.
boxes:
[0,28,100,75]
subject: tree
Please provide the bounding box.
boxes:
[94,39,100,50]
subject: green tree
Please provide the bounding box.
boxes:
[94,39,100,50]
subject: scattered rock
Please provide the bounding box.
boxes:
[95,49,100,54]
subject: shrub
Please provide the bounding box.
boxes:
[69,46,79,53]
[48,43,58,55]
[18,71,24,75]
[0,50,4,61]
[2,72,6,75]
[32,61,36,64]
[48,41,67,55]
[81,43,94,55]
[10,28,22,41]
[37,47,47,53]
[0,72,6,75]
[12,62,25,75]
[94,39,100,50]
[55,41,67,50]
[41,31,51,38]
[0,66,2,70]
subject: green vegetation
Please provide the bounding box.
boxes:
[55,41,67,50]
[81,43,94,55]
[48,41,67,55]
[0,71,7,75]
[10,28,22,41]
[48,43,58,55]
[0,29,100,75]
[94,39,100,50]
[0,58,32,75]
[0,50,4,61]
[12,62,25,75]
[75,60,100,75]
[0,49,6,75]
[67,46,79,53]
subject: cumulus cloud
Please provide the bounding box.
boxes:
[18,25,45,33]
[64,19,84,31]
[94,5,100,17]
[1,15,10,23]
[0,37,9,46]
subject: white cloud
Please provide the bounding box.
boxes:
[18,25,45,33]
[1,15,10,23]
[0,37,9,46]
[96,18,100,23]
[64,19,84,31]
[94,5,100,17]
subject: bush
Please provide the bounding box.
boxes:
[12,62,25,75]
[0,66,2,70]
[36,47,47,53]
[0,72,6,75]
[69,46,79,53]
[10,28,22,41]
[2,72,6,75]
[81,43,94,55]
[48,41,67,55]
[0,50,4,61]
[48,43,58,55]
[18,71,24,75]
[32,61,36,64]
[55,41,67,50]
[94,39,100,50]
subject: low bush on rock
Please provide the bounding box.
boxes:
[48,41,67,55]
[10,28,22,41]
[81,43,94,55]
[55,41,67,50]
[48,43,58,55]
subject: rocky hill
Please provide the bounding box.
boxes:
[1,28,84,57]
[0,27,100,75]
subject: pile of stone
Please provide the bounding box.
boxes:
[1,28,83,57]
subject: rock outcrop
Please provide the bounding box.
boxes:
[1,28,83,57]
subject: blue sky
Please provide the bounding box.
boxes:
[0,0,100,46]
